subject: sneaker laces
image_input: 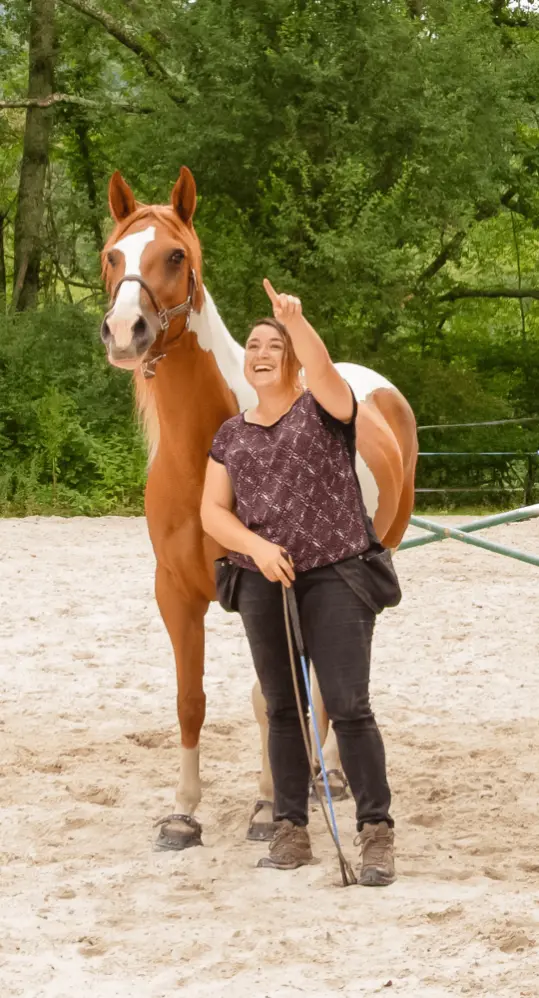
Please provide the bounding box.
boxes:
[355,825,393,868]
[270,821,308,860]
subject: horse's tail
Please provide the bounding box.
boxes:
[371,388,418,550]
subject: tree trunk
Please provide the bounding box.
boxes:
[524,455,534,506]
[406,0,423,17]
[12,0,56,311]
[0,213,6,303]
[73,118,103,253]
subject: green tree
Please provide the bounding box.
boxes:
[1,0,539,510]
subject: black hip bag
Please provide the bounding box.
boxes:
[334,543,402,615]
[214,544,401,617]
[214,556,242,613]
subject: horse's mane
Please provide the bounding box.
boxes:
[102,204,204,465]
[134,370,160,466]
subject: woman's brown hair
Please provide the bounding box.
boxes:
[248,317,302,391]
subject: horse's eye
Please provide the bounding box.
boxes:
[107,252,116,266]
[170,249,185,265]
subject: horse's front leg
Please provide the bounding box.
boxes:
[154,563,208,851]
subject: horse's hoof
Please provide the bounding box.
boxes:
[310,769,349,802]
[154,813,203,851]
[247,822,276,842]
[246,799,276,842]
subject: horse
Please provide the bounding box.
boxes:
[100,165,418,850]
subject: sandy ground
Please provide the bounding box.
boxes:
[0,514,538,998]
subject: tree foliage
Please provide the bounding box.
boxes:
[1,0,539,511]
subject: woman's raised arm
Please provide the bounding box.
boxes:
[263,278,354,423]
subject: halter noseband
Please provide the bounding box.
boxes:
[104,269,198,379]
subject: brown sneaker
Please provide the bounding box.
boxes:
[257,819,313,870]
[356,821,395,886]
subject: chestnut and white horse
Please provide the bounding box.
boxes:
[100,166,418,849]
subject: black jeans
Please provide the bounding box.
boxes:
[237,563,393,832]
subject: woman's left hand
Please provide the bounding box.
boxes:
[263,278,303,328]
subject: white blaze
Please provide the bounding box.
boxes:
[109,227,156,343]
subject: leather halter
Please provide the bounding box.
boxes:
[103,269,197,379]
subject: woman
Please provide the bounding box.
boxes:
[201,279,396,886]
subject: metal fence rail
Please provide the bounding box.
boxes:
[399,504,539,567]
[415,414,539,501]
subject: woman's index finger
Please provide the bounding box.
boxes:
[263,277,279,303]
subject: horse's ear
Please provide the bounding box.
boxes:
[171,166,197,225]
[108,171,137,222]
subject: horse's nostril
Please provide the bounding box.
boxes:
[100,319,111,343]
[133,316,148,340]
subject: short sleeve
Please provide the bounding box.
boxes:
[208,417,235,465]
[313,382,357,430]
[311,383,357,471]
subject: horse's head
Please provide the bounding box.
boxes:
[100,166,204,373]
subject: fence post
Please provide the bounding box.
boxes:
[524,455,536,506]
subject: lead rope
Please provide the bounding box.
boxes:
[281,584,357,887]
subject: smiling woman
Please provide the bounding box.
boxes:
[201,281,403,883]
[245,317,302,399]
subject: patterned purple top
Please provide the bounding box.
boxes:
[209,390,370,573]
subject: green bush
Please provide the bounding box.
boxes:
[0,304,146,515]
[0,302,536,516]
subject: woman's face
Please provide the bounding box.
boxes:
[244,323,286,390]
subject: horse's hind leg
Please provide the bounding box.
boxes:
[247,680,276,841]
[154,564,207,851]
[310,671,348,801]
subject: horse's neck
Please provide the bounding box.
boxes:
[149,346,232,469]
[190,288,257,413]
[141,287,255,472]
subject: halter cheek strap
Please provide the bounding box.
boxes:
[105,269,198,379]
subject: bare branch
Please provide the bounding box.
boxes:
[440,286,539,302]
[492,10,539,29]
[115,0,169,45]
[57,0,186,105]
[64,277,103,290]
[417,230,467,285]
[0,92,155,113]
[412,189,518,295]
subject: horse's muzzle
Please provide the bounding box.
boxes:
[101,313,155,363]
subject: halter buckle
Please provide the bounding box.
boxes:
[142,352,166,379]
